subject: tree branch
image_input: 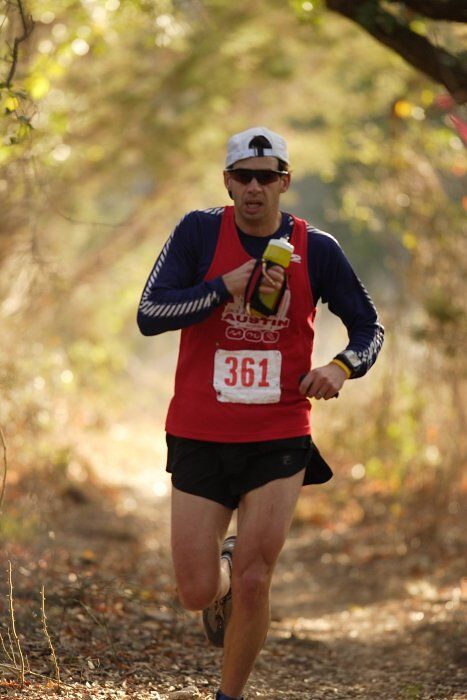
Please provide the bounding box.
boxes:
[326,0,467,103]
[387,1,467,23]
[7,562,25,686]
[41,586,61,688]
[4,0,35,88]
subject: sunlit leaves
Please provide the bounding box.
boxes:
[409,19,427,36]
[402,232,417,251]
[4,95,20,111]
[393,99,412,118]
[25,73,50,99]
[288,0,324,23]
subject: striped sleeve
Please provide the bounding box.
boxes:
[137,210,230,336]
[306,223,384,377]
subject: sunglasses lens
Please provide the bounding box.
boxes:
[232,170,253,184]
[229,169,281,185]
[257,171,278,185]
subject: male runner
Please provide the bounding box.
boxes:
[137,127,384,700]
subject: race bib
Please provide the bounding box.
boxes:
[213,349,282,404]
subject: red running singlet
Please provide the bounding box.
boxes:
[165,206,316,442]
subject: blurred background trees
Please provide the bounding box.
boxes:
[1,0,466,540]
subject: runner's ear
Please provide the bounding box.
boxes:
[280,173,291,193]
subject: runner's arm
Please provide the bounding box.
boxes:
[309,228,384,378]
[137,212,230,336]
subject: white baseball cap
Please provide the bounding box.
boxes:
[225,126,289,168]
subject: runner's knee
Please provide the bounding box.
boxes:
[177,577,218,611]
[232,560,271,610]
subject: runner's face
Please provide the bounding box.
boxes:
[223,156,291,231]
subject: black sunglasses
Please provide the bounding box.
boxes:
[226,168,288,185]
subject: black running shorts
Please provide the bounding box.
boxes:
[166,433,333,510]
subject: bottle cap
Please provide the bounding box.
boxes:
[267,238,294,254]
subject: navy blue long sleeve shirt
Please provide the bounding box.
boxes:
[137,207,384,377]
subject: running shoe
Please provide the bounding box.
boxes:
[202,535,236,647]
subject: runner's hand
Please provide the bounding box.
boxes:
[299,362,347,400]
[222,260,256,296]
[258,265,285,295]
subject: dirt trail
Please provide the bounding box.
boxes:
[1,444,465,700]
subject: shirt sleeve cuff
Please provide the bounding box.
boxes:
[210,275,231,302]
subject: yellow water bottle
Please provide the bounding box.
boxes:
[245,238,294,317]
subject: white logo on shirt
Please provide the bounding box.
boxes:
[221,291,291,343]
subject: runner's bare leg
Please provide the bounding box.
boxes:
[220,469,305,698]
[171,487,232,610]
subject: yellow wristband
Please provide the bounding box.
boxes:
[331,358,351,379]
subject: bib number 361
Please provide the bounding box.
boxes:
[213,349,282,404]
